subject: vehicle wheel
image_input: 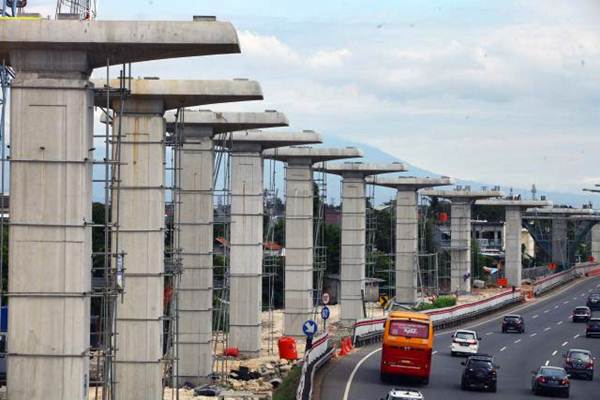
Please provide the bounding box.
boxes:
[502,328,506,333]
[521,328,525,333]
[460,380,467,390]
[588,373,593,381]
[451,351,456,357]
[422,377,429,385]
[380,372,388,383]
[562,389,569,398]
[490,383,497,393]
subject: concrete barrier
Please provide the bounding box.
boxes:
[531,269,576,297]
[296,331,333,400]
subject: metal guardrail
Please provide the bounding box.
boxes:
[296,332,333,400]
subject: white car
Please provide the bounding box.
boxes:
[381,389,424,400]
[451,329,481,356]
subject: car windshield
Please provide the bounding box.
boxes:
[469,359,493,369]
[455,331,476,340]
[388,320,429,339]
[575,308,589,313]
[540,368,566,378]
[589,320,600,327]
[504,316,520,321]
[569,352,591,362]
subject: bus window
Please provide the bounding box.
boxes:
[389,320,430,339]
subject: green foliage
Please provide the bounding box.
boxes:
[272,365,302,400]
[413,295,457,311]
[324,223,341,275]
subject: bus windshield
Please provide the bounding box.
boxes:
[388,320,430,339]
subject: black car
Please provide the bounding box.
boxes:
[501,314,525,333]
[563,349,594,380]
[586,318,600,337]
[572,306,592,322]
[586,293,600,310]
[460,354,498,392]
[531,366,570,397]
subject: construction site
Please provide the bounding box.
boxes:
[1,1,600,400]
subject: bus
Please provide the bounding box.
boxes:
[380,311,434,384]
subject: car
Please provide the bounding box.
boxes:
[586,318,600,337]
[501,314,525,333]
[586,293,600,310]
[460,354,499,392]
[380,388,424,400]
[451,329,481,356]
[572,306,592,322]
[563,349,594,380]
[531,366,570,398]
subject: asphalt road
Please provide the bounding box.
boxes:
[318,276,600,400]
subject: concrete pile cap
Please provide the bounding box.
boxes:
[476,198,552,208]
[0,17,240,68]
[93,78,262,110]
[366,176,455,190]
[262,146,363,163]
[213,130,323,149]
[421,188,503,200]
[164,109,289,134]
[314,161,407,176]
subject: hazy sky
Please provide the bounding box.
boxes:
[27,1,600,195]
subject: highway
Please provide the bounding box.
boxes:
[318,276,600,400]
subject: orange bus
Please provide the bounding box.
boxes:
[380,311,434,384]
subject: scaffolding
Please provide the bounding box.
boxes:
[89,63,130,399]
[262,153,281,355]
[364,183,378,317]
[211,132,233,383]
[312,167,327,320]
[418,195,443,297]
[56,0,97,19]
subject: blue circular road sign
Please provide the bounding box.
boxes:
[321,306,330,321]
[302,319,318,337]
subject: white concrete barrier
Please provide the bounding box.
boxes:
[531,269,575,296]
[296,331,333,400]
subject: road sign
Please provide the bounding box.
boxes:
[302,319,318,337]
[321,292,330,305]
[321,306,330,320]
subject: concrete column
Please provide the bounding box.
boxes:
[395,190,418,303]
[592,224,600,262]
[229,143,264,355]
[451,201,472,294]
[552,218,568,267]
[112,99,164,400]
[177,135,213,384]
[7,49,93,400]
[283,159,314,337]
[340,175,366,323]
[504,206,522,287]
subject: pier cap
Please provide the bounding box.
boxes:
[93,79,262,110]
[476,198,552,209]
[421,187,503,201]
[524,207,600,219]
[314,161,407,177]
[366,176,455,190]
[214,130,323,150]
[0,18,240,68]
[164,110,289,137]
[263,146,363,163]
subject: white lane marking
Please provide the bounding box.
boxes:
[514,339,522,344]
[532,315,539,319]
[552,350,558,356]
[544,310,550,313]
[342,347,382,400]
[564,301,569,304]
[589,289,593,292]
[544,327,551,332]
[545,360,550,366]
[574,334,580,339]
[486,332,494,336]
[500,346,507,352]
[557,321,563,326]
[554,305,559,309]
[597,284,600,288]
[531,333,537,337]
[562,341,568,347]
[433,350,438,355]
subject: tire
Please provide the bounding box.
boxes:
[588,373,594,381]
[451,351,456,357]
[422,377,429,385]
[563,389,570,398]
[490,383,497,393]
[380,372,388,383]
[460,379,467,391]
[521,328,525,333]
[502,328,506,333]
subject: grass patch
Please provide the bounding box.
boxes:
[413,295,457,311]
[272,365,302,400]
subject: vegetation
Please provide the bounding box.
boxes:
[413,295,457,311]
[272,365,302,400]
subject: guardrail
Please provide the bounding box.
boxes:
[531,268,576,296]
[296,331,333,400]
[351,289,523,345]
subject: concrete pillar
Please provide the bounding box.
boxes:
[552,218,568,267]
[283,159,314,336]
[112,98,165,399]
[504,206,522,287]
[592,224,600,262]
[166,111,288,382]
[177,135,214,383]
[340,174,367,323]
[7,49,93,400]
[395,190,418,303]
[450,201,472,294]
